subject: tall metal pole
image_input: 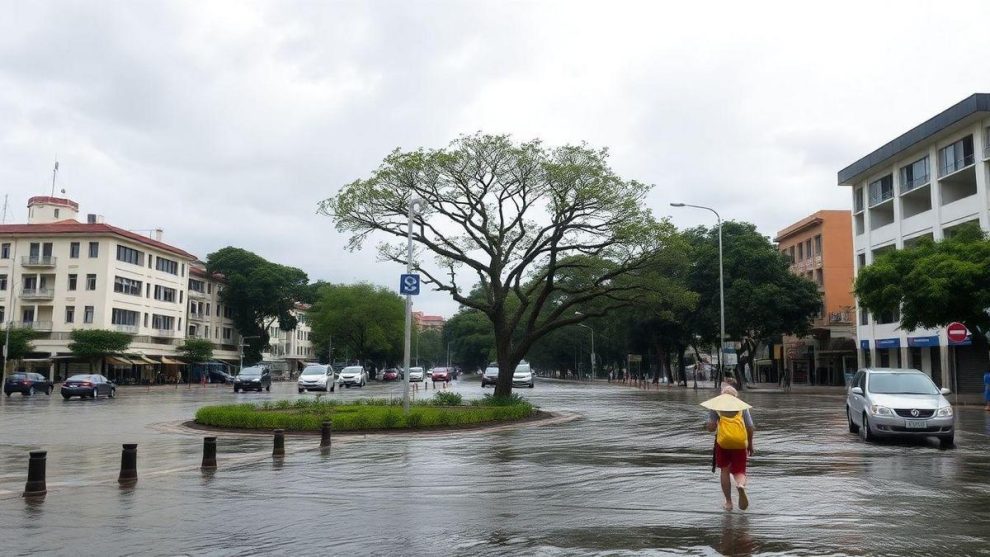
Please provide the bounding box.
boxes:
[402,199,421,413]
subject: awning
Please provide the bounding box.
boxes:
[160,356,184,365]
[130,355,157,365]
[107,356,134,366]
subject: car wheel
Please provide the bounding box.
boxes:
[62,394,70,400]
[529,383,534,388]
[860,413,873,443]
[298,389,304,394]
[847,406,859,433]
[266,385,271,392]
[27,386,35,396]
[92,388,99,399]
[939,434,954,449]
[345,384,351,389]
[5,391,11,397]
[108,388,116,399]
[46,386,53,395]
[234,387,240,393]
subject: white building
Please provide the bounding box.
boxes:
[838,93,990,394]
[0,196,196,381]
[187,264,241,366]
[262,302,315,376]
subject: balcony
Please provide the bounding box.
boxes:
[114,325,139,334]
[152,329,176,338]
[20,287,54,300]
[21,321,53,331]
[189,289,207,299]
[939,154,975,178]
[188,312,207,321]
[21,256,56,268]
[829,311,854,325]
[899,173,930,195]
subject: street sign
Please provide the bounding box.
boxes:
[399,274,420,295]
[946,322,968,343]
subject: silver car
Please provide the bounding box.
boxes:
[846,368,954,448]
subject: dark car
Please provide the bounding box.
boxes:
[431,367,452,384]
[382,368,400,382]
[234,366,271,392]
[61,374,116,400]
[209,369,236,384]
[4,372,54,396]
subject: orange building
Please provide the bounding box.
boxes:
[774,210,856,385]
[411,311,445,332]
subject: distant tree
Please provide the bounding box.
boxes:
[298,280,333,305]
[415,327,445,368]
[1,327,41,377]
[444,308,495,372]
[206,247,308,363]
[68,329,132,372]
[309,283,404,367]
[177,338,214,363]
[855,223,990,349]
[322,134,669,397]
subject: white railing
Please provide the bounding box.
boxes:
[153,329,176,337]
[21,321,53,331]
[20,287,54,299]
[21,256,56,266]
[114,325,139,334]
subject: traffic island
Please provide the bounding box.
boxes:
[192,393,546,434]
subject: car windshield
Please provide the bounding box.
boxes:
[342,367,363,374]
[66,374,93,382]
[9,373,27,380]
[239,368,263,377]
[301,367,325,376]
[868,373,939,395]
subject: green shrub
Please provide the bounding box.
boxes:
[432,391,463,406]
[405,411,423,428]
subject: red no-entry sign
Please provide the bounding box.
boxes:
[946,322,969,343]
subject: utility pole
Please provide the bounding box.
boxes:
[402,198,423,413]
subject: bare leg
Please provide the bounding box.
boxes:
[720,468,732,510]
[733,472,749,510]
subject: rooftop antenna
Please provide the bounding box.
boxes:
[50,159,59,197]
[1,194,7,224]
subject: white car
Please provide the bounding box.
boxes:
[512,362,535,388]
[408,367,425,382]
[338,366,368,388]
[297,364,335,393]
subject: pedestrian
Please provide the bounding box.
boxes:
[703,385,755,511]
[984,368,990,411]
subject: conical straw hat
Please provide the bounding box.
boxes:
[700,393,752,412]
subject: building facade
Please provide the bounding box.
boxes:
[262,303,314,376]
[412,311,445,332]
[775,210,856,385]
[187,264,240,365]
[838,93,990,393]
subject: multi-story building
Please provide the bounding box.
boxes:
[838,93,990,394]
[0,196,196,381]
[775,210,856,385]
[262,303,314,377]
[412,311,445,332]
[187,264,240,365]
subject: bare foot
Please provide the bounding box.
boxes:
[737,486,749,510]
[723,500,733,511]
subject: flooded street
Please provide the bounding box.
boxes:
[1,378,989,556]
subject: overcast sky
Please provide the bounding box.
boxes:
[2,1,989,317]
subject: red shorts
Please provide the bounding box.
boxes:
[715,445,747,474]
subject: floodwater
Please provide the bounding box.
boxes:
[1,378,988,556]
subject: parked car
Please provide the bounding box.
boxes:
[61,374,116,400]
[431,367,452,384]
[846,367,955,448]
[382,368,400,382]
[4,372,54,396]
[339,366,368,388]
[408,367,425,382]
[297,364,335,393]
[209,369,236,384]
[512,362,535,388]
[481,363,499,387]
[234,366,272,393]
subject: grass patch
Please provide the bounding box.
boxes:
[194,396,536,432]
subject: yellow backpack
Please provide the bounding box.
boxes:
[716,411,748,449]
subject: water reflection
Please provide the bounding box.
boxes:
[715,513,756,557]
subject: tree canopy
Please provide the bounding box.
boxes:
[68,329,133,371]
[321,133,672,396]
[177,338,214,363]
[855,223,990,337]
[1,327,41,374]
[206,247,308,362]
[308,282,404,367]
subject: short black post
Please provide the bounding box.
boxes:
[23,450,47,498]
[201,437,217,469]
[320,421,332,450]
[273,429,285,458]
[118,443,138,486]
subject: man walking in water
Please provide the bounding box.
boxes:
[705,385,754,511]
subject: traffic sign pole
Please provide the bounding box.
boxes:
[946,322,969,343]
[402,199,423,414]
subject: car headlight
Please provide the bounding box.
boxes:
[871,404,893,416]
[936,406,953,417]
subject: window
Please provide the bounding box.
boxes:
[22,308,34,323]
[181,263,185,276]
[68,274,77,291]
[223,327,232,340]
[154,285,177,302]
[0,243,9,258]
[938,135,974,176]
[65,306,75,323]
[155,256,178,275]
[805,239,812,259]
[857,253,866,270]
[204,326,210,338]
[868,174,894,205]
[116,245,144,266]
[876,306,901,325]
[144,313,148,328]
[84,306,94,324]
[814,235,822,258]
[899,156,929,192]
[151,314,175,330]
[216,303,220,317]
[223,305,233,319]
[208,283,212,294]
[69,242,80,258]
[0,274,6,291]
[114,276,143,296]
[54,208,59,218]
[188,279,204,292]
[86,274,97,290]
[88,242,99,258]
[179,290,183,303]
[146,284,151,298]
[853,187,864,213]
[0,306,4,323]
[206,303,210,315]
[797,243,803,260]
[111,308,140,326]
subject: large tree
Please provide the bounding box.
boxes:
[206,247,308,363]
[177,338,214,363]
[444,308,495,373]
[68,329,132,372]
[321,134,669,396]
[308,283,404,367]
[855,223,990,345]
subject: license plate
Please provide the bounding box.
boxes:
[905,419,927,429]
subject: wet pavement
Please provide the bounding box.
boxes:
[1,378,989,556]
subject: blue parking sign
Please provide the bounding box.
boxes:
[399,274,420,295]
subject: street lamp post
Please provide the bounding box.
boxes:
[671,202,725,387]
[402,198,423,413]
[574,312,595,381]
[238,335,261,375]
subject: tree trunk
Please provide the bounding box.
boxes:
[493,328,518,398]
[676,346,687,386]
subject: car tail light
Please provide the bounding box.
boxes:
[21,381,30,385]
[80,382,92,387]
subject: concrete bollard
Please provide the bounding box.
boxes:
[23,450,48,498]
[201,437,218,469]
[118,444,138,486]
[320,421,332,450]
[272,429,285,458]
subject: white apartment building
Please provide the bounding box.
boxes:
[838,93,990,394]
[0,196,196,381]
[187,264,241,365]
[262,302,315,376]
